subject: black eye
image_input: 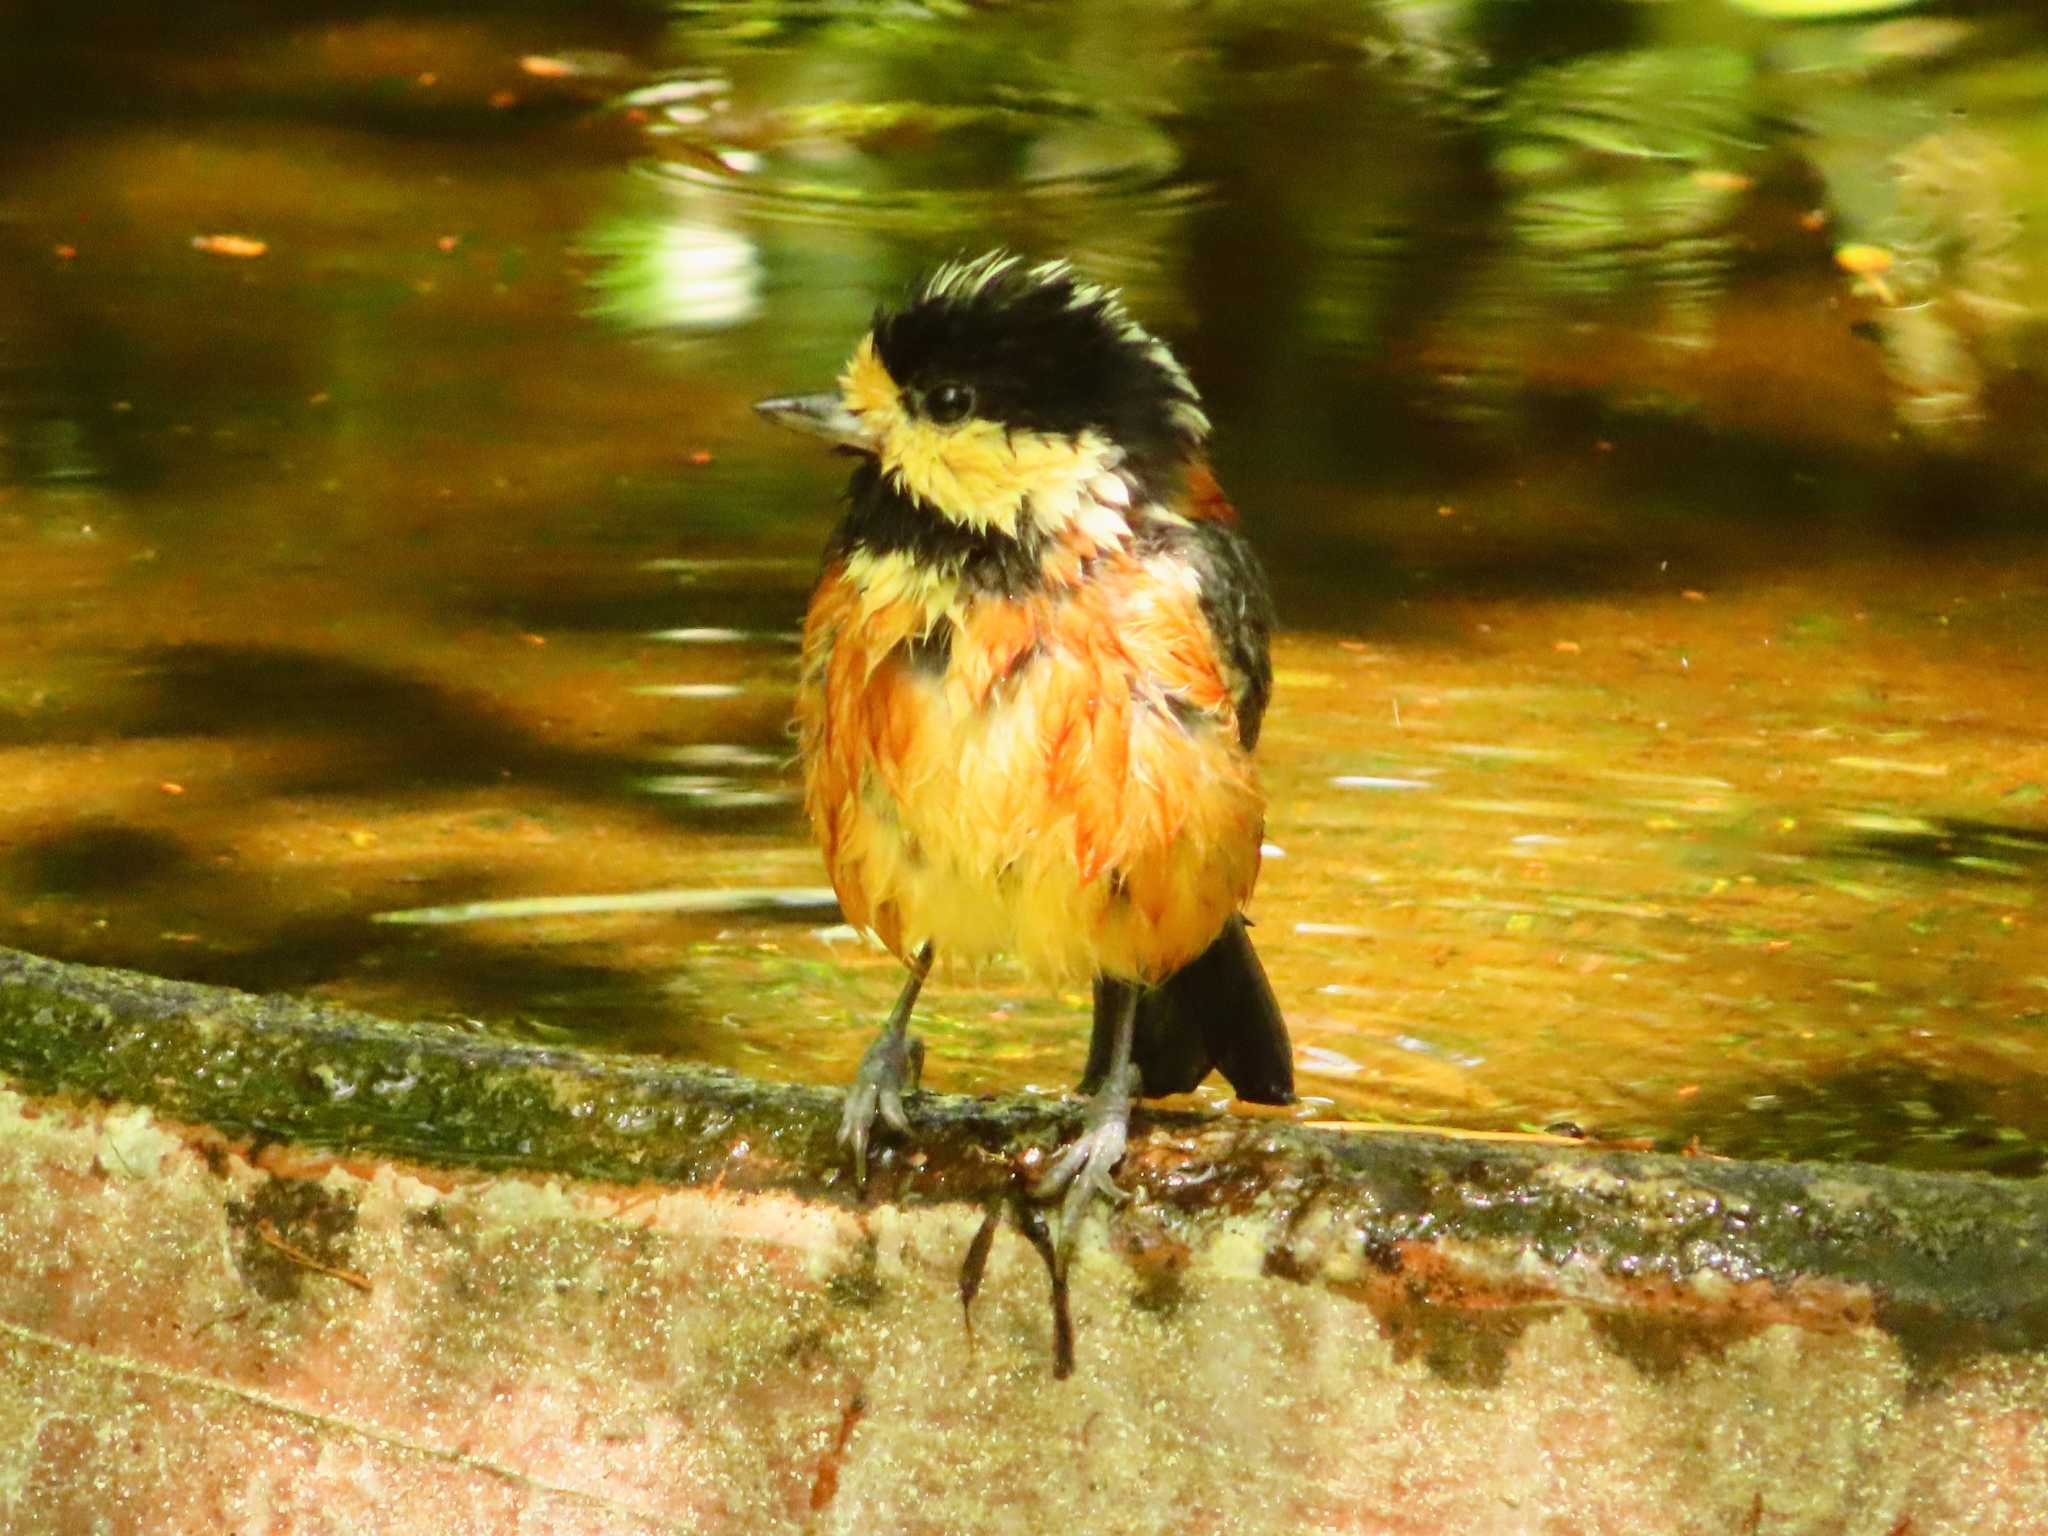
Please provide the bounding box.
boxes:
[925,382,975,425]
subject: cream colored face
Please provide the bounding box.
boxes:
[839,336,1128,543]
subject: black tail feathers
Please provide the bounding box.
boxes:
[1082,915,1295,1105]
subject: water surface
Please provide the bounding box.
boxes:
[3,0,2046,1171]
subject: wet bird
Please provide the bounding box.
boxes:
[757,253,1293,1226]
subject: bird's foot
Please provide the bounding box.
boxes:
[1032,1061,1141,1237]
[838,1028,925,1188]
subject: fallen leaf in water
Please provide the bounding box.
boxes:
[192,234,267,259]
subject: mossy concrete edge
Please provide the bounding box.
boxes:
[2,943,2044,1362]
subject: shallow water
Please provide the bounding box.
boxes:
[3,0,2046,1171]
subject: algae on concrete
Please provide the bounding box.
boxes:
[2,944,2044,1365]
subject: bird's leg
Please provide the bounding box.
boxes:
[838,941,933,1187]
[1033,982,1141,1237]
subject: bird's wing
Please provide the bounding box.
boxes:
[1169,462,1276,751]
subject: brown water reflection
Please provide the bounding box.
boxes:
[2,0,2046,1171]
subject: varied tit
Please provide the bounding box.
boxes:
[757,252,1293,1230]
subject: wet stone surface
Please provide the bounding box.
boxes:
[3,944,2045,1366]
[3,946,2047,1532]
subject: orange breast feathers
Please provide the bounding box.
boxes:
[795,553,1266,984]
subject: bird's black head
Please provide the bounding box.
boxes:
[759,253,1209,541]
[869,254,1208,493]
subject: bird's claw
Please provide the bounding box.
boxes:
[1033,1061,1140,1236]
[838,1029,924,1188]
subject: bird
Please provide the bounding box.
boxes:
[756,252,1293,1228]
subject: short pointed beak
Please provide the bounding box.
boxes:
[753,392,875,451]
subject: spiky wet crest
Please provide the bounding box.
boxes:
[835,254,1210,544]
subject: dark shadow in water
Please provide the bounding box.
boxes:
[0,0,657,148]
[0,642,791,806]
[1834,817,2048,884]
[464,572,810,640]
[119,643,582,767]
[10,900,718,1059]
[1666,1060,2048,1177]
[0,289,174,497]
[10,821,194,896]
[0,646,801,1042]
[1260,412,2048,640]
